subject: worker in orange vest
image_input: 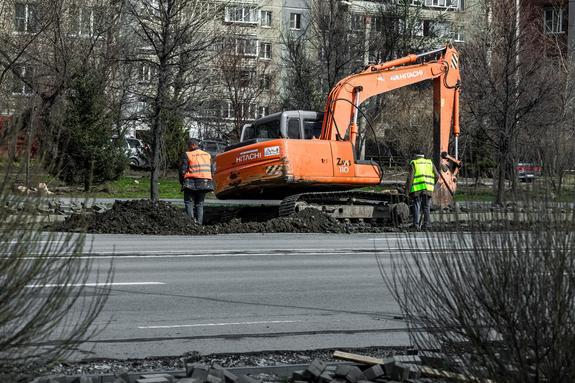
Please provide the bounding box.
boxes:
[179,138,214,224]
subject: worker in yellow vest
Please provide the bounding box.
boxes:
[405,148,437,229]
[179,138,214,224]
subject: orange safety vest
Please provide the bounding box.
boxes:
[184,150,212,180]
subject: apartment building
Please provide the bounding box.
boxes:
[0,0,468,140]
[528,0,573,55]
[191,0,285,140]
[0,0,118,116]
[190,0,316,140]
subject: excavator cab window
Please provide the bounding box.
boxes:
[244,119,281,140]
[287,118,301,139]
[303,119,322,139]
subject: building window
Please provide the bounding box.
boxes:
[12,65,34,95]
[260,10,272,27]
[238,70,255,88]
[139,62,155,83]
[423,20,451,38]
[290,13,302,30]
[544,7,567,34]
[424,0,459,9]
[256,106,269,119]
[259,74,272,90]
[70,6,104,37]
[232,37,258,56]
[351,14,364,31]
[259,42,272,59]
[225,5,259,24]
[14,3,38,33]
[371,16,382,32]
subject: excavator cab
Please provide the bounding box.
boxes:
[238,111,324,143]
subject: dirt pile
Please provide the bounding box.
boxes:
[57,200,199,235]
[54,200,364,235]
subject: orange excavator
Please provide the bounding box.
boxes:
[214,44,461,222]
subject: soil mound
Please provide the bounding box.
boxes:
[56,200,200,235]
[55,200,352,235]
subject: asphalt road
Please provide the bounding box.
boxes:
[33,233,440,360]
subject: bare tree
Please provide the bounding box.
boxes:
[127,0,221,202]
[280,0,454,165]
[215,28,278,141]
[379,206,575,382]
[280,29,324,111]
[0,157,112,379]
[0,0,127,189]
[533,5,575,198]
[463,0,556,204]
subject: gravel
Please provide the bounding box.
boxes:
[35,347,410,377]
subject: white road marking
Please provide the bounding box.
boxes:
[25,282,166,288]
[15,249,434,260]
[139,320,302,329]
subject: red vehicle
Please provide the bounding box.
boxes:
[515,162,542,182]
[0,115,38,158]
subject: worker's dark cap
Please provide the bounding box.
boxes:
[188,138,200,147]
[414,147,426,155]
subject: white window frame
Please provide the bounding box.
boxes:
[260,10,272,27]
[289,13,302,30]
[414,20,424,36]
[256,105,269,119]
[225,5,259,25]
[14,3,37,34]
[259,42,272,59]
[424,0,459,9]
[234,36,258,57]
[139,62,155,83]
[351,14,364,31]
[544,7,566,34]
[70,6,102,37]
[12,65,34,96]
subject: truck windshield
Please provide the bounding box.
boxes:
[243,118,281,141]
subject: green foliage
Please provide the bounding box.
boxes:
[96,175,183,199]
[139,110,187,170]
[49,72,126,190]
[462,128,496,179]
[162,111,188,169]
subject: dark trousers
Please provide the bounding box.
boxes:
[184,189,207,224]
[411,193,431,228]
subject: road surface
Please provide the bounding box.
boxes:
[26,233,439,360]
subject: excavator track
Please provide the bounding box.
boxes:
[279,190,409,225]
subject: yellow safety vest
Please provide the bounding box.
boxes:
[184,150,213,180]
[410,158,434,193]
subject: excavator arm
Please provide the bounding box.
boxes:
[320,44,462,206]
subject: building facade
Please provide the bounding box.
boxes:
[0,0,470,141]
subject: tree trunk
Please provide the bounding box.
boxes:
[84,158,95,192]
[496,163,506,205]
[150,61,169,203]
[25,122,32,189]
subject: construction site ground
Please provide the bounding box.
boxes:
[52,199,401,235]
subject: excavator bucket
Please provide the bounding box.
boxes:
[433,180,456,208]
[432,157,460,208]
